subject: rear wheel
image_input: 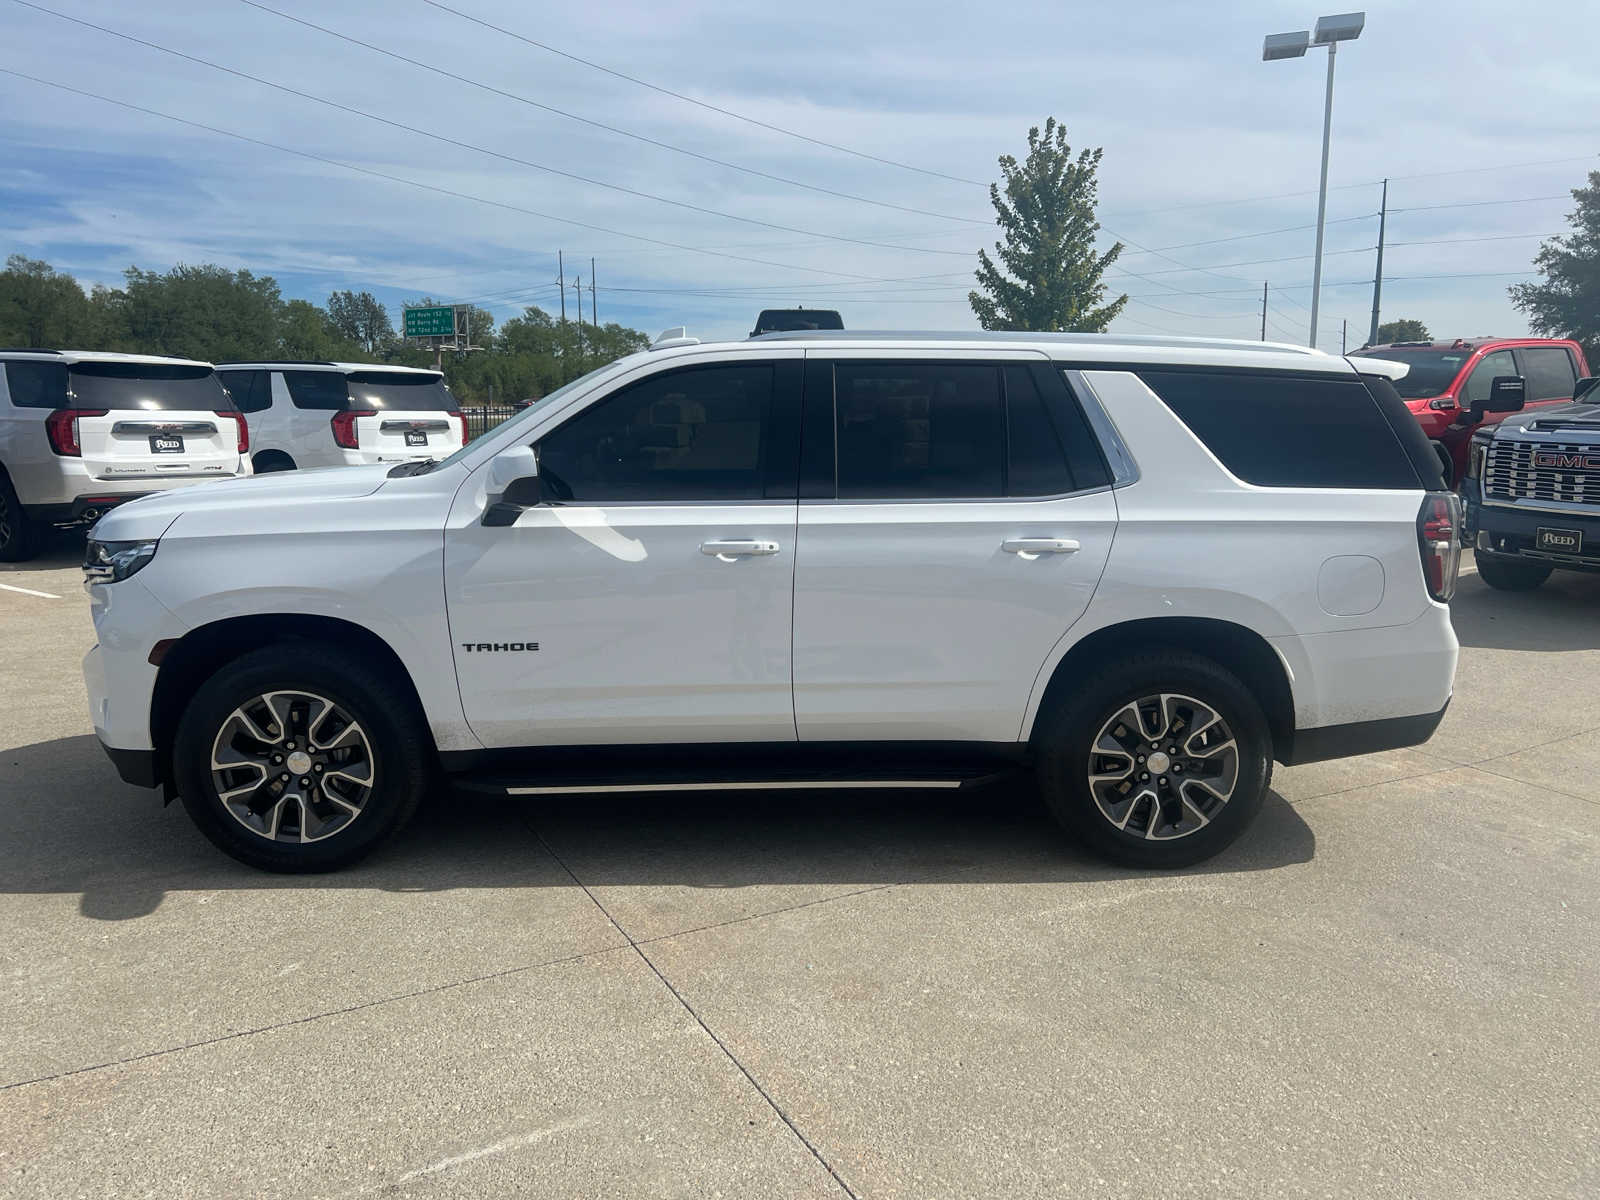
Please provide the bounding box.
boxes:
[173,644,429,871]
[1035,652,1271,868]
[0,472,38,562]
[1475,554,1551,591]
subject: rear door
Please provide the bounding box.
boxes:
[344,371,464,460]
[791,353,1117,742]
[70,363,243,483]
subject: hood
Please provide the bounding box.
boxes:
[93,464,392,540]
[1491,401,1600,438]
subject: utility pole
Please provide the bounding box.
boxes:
[591,257,598,327]
[1341,318,1347,354]
[1367,177,1388,347]
[1261,282,1268,341]
[572,273,585,369]
[557,251,566,325]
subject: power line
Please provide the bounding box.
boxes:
[1124,213,1374,255]
[416,0,988,188]
[19,2,974,260]
[0,67,897,282]
[228,0,986,226]
[1389,195,1570,215]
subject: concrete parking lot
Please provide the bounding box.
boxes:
[2,538,1596,1198]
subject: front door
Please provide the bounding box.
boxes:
[444,357,802,747]
[792,354,1117,743]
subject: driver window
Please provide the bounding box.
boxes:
[536,363,773,502]
[1462,350,1516,407]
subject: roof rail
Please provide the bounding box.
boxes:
[0,346,62,354]
[652,327,700,350]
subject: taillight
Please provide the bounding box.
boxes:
[44,408,108,456]
[330,409,374,450]
[1417,492,1462,603]
[216,410,248,454]
[451,412,468,444]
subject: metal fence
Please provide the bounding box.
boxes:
[460,406,521,442]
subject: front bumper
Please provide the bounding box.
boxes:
[1462,481,1600,572]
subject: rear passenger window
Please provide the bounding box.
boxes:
[1138,370,1420,489]
[284,371,349,410]
[1519,346,1577,401]
[835,362,1003,499]
[1005,366,1075,495]
[218,370,271,413]
[4,360,68,408]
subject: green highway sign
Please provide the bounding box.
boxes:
[404,306,456,338]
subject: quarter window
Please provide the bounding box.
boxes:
[1518,346,1577,402]
[218,369,272,413]
[537,363,775,502]
[1138,369,1420,489]
[4,360,68,408]
[1461,350,1517,408]
[284,371,350,411]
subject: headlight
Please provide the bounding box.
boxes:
[84,539,158,584]
[1466,437,1489,481]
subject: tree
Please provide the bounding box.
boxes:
[111,263,283,361]
[969,118,1127,333]
[0,255,92,347]
[1376,318,1431,343]
[279,299,356,360]
[326,290,394,354]
[1510,170,1600,367]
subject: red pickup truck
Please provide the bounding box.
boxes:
[1350,337,1592,485]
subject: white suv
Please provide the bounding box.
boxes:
[0,350,249,561]
[82,332,1460,872]
[215,361,465,473]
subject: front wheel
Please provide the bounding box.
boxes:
[1474,554,1551,592]
[1034,652,1271,869]
[173,644,430,871]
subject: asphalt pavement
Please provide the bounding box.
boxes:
[2,536,1596,1198]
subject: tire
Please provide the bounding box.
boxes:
[1034,652,1272,869]
[1474,554,1551,592]
[172,643,430,872]
[252,451,296,473]
[0,471,38,562]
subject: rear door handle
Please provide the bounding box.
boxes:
[700,539,780,560]
[1002,537,1080,556]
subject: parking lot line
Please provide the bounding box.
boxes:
[0,582,61,599]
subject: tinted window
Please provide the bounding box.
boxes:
[1462,350,1517,408]
[4,360,68,408]
[836,362,1003,499]
[1005,366,1075,495]
[284,371,349,410]
[347,372,459,412]
[68,362,230,411]
[218,369,271,413]
[538,364,774,502]
[1138,370,1420,489]
[1519,346,1577,402]
[1348,348,1468,399]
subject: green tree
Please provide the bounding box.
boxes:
[0,255,92,346]
[326,290,394,354]
[112,263,283,361]
[278,299,358,360]
[969,118,1127,332]
[1510,170,1600,367]
[1375,318,1431,343]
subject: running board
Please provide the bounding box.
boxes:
[457,771,1004,798]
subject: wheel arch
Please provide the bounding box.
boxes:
[251,449,296,473]
[150,613,433,789]
[1025,616,1296,761]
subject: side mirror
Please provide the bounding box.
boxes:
[481,444,543,527]
[1483,375,1526,414]
[1575,376,1598,402]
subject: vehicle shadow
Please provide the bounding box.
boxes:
[2,735,1315,921]
[0,528,85,575]
[1452,559,1600,652]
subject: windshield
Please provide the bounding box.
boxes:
[1350,348,1469,400]
[419,360,626,474]
[68,362,232,411]
[345,372,458,412]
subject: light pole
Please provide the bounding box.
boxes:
[1263,12,1365,351]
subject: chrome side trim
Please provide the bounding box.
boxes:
[505,779,965,795]
[1063,369,1140,488]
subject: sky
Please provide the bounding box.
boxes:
[1,0,1596,351]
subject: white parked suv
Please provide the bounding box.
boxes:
[215,361,465,473]
[83,331,1460,872]
[0,350,249,561]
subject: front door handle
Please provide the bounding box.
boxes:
[700,539,780,560]
[1002,537,1080,556]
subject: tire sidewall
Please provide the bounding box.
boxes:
[1036,654,1271,869]
[173,646,428,872]
[1475,554,1551,591]
[0,472,36,562]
